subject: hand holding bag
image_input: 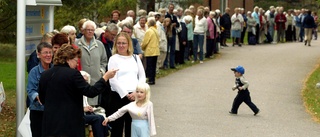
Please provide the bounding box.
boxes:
[18,108,32,137]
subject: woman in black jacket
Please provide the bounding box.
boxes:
[38,44,118,137]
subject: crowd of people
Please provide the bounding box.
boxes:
[23,3,319,137]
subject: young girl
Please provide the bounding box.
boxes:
[102,83,156,137]
[162,17,173,69]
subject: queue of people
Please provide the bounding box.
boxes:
[24,3,318,137]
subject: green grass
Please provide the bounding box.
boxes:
[0,44,17,137]
[303,64,320,122]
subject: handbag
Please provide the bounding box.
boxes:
[18,108,32,137]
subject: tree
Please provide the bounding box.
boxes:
[154,0,203,10]
[0,0,16,43]
[55,0,137,30]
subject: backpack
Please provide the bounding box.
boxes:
[248,36,256,45]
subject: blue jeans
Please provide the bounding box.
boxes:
[85,114,109,137]
[268,25,274,39]
[193,34,204,61]
[300,27,305,41]
[164,36,176,68]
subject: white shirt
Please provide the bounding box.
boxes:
[194,16,208,34]
[156,21,168,52]
[133,22,148,45]
[231,13,244,30]
[108,54,146,98]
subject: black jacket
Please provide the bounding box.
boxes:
[39,64,107,137]
[221,13,231,30]
[178,22,188,43]
[165,12,180,35]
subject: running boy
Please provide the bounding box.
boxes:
[229,65,260,115]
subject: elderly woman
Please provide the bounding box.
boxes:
[109,10,121,24]
[108,32,146,137]
[60,25,77,44]
[60,25,82,70]
[27,42,53,137]
[206,11,217,58]
[133,16,148,45]
[231,8,244,46]
[75,20,108,106]
[246,11,257,45]
[38,44,117,136]
[141,17,160,85]
[27,32,55,73]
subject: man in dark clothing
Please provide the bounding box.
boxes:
[98,23,118,60]
[302,10,316,46]
[164,3,180,69]
[177,21,188,64]
[220,8,232,47]
[97,23,118,119]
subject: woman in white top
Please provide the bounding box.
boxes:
[107,32,146,137]
[103,82,156,137]
[192,9,207,64]
[231,8,244,46]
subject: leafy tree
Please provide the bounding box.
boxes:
[155,0,203,10]
[55,0,137,31]
[0,0,16,43]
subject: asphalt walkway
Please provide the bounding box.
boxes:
[151,40,320,137]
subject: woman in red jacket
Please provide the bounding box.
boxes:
[275,7,287,43]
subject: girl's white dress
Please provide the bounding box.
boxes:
[107,101,156,137]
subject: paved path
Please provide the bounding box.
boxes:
[151,40,320,137]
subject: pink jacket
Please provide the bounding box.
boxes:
[207,17,217,39]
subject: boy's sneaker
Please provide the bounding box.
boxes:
[229,111,237,115]
[254,109,260,116]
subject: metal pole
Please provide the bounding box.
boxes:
[49,6,55,31]
[16,0,26,136]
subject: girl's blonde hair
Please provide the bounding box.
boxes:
[136,83,151,105]
[163,18,173,38]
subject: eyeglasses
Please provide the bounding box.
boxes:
[40,51,53,55]
[85,29,95,32]
[116,42,128,46]
[109,31,118,37]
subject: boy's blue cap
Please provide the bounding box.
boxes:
[231,66,245,74]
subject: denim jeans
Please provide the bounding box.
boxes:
[300,27,305,41]
[193,34,204,61]
[268,25,274,39]
[85,114,109,137]
[164,36,176,68]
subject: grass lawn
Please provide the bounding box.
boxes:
[0,44,18,137]
[303,64,320,122]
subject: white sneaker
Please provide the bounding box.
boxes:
[191,61,195,63]
[200,61,203,64]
